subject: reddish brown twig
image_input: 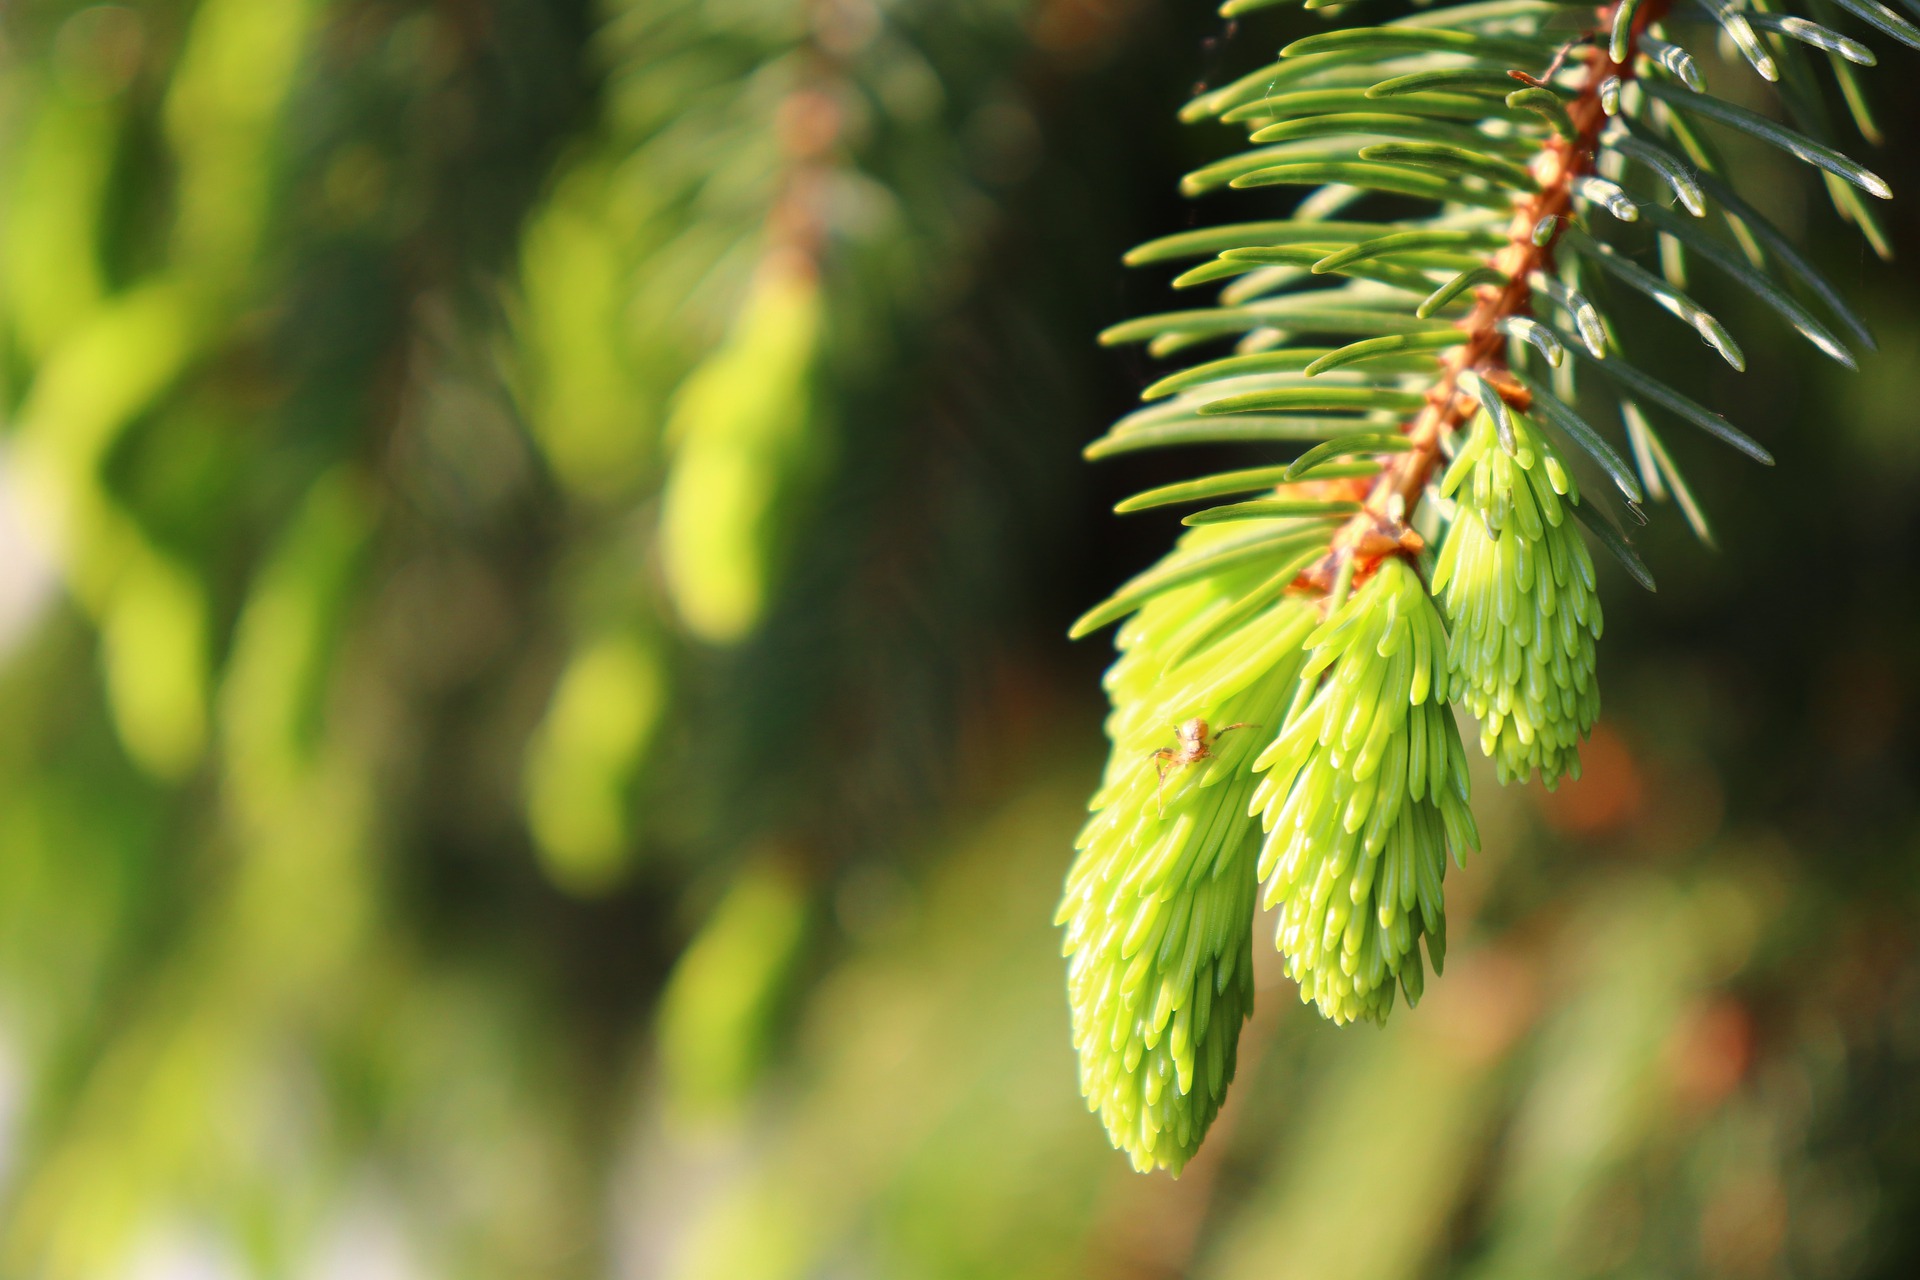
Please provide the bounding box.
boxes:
[1295,0,1666,597]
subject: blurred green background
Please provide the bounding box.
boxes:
[1,0,1919,1276]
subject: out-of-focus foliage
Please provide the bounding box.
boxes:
[0,0,1917,1277]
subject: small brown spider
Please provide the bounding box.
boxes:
[1150,717,1257,812]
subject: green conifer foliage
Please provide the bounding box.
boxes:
[1062,531,1321,1172]
[1251,557,1474,1025]
[1433,408,1602,786]
[1066,0,1912,1173]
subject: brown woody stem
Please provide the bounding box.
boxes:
[1296,0,1666,595]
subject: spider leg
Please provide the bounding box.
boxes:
[1212,722,1260,741]
[1150,748,1175,815]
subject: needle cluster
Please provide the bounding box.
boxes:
[1434,407,1602,785]
[1062,536,1320,1171]
[1250,558,1475,1024]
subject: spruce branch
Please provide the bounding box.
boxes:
[1065,0,1905,1174]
